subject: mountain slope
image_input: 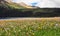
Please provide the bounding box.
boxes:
[0,0,26,9]
[17,2,33,8]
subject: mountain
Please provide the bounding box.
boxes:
[5,0,38,9]
[0,0,54,12]
[0,0,39,9]
[0,0,26,9]
[17,2,33,8]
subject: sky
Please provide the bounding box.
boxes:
[12,0,60,8]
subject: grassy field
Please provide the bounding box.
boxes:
[0,18,60,36]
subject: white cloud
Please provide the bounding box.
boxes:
[12,0,40,6]
[12,0,60,8]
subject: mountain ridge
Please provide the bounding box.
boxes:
[5,0,38,9]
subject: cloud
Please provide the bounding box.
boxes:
[12,0,60,8]
[36,0,60,8]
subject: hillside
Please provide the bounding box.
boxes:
[0,0,54,12]
[0,0,52,11]
[0,0,27,9]
[0,0,60,17]
[0,0,39,9]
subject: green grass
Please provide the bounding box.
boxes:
[0,19,60,36]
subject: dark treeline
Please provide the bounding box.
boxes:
[0,7,60,18]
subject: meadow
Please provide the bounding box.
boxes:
[0,18,60,36]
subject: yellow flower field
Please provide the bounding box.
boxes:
[0,17,60,36]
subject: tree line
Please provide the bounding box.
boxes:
[0,6,60,18]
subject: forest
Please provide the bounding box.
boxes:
[0,0,60,17]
